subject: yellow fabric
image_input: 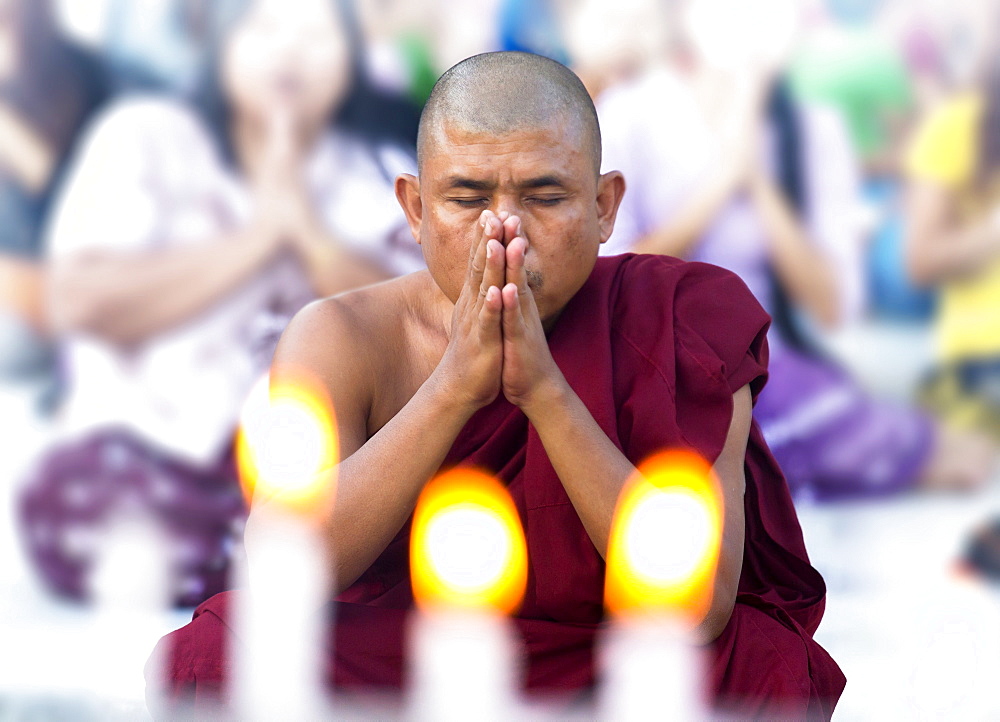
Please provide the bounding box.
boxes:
[906,94,980,187]
[906,94,1000,362]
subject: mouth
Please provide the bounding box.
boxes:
[273,73,304,100]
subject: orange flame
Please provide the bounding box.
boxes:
[605,449,723,624]
[410,468,527,615]
[235,370,338,514]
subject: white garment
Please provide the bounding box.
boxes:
[46,96,421,465]
[598,65,866,326]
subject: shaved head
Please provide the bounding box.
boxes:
[417,51,602,175]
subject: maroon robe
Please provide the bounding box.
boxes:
[147,254,845,717]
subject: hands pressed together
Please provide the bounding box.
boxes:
[438,209,568,418]
[249,109,332,260]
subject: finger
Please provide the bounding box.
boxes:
[505,235,530,294]
[505,235,540,322]
[479,284,502,329]
[468,210,501,283]
[501,282,525,337]
[479,238,506,306]
[502,215,521,247]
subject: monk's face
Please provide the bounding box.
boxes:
[397,117,625,324]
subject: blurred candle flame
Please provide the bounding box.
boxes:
[235,371,338,513]
[410,468,527,615]
[605,449,723,625]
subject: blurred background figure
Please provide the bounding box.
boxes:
[0,0,109,413]
[904,1,1000,585]
[17,0,422,608]
[906,7,1000,443]
[578,0,994,500]
[788,0,929,321]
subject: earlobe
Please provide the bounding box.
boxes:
[394,173,423,244]
[596,171,626,244]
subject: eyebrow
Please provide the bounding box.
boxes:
[521,175,566,190]
[445,177,494,191]
[444,175,568,192]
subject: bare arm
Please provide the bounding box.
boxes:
[0,104,55,192]
[905,180,1000,285]
[0,256,47,333]
[501,210,747,640]
[526,379,749,642]
[49,228,281,346]
[270,212,508,593]
[630,167,744,258]
[747,172,841,328]
[290,224,393,298]
[272,302,476,592]
[696,384,749,643]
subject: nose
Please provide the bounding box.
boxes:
[493,201,527,240]
[493,185,529,216]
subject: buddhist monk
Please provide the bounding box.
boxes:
[148,51,845,718]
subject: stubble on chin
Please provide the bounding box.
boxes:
[526,269,543,292]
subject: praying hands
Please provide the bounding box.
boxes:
[249,108,390,297]
[436,209,568,417]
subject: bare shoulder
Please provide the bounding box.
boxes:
[272,273,432,451]
[275,275,419,377]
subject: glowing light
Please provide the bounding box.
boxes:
[410,468,527,615]
[605,450,723,624]
[236,372,338,512]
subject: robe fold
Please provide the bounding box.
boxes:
[147,254,845,718]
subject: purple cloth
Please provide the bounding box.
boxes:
[754,349,935,500]
[18,430,246,607]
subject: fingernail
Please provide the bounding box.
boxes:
[480,210,488,227]
[486,242,492,259]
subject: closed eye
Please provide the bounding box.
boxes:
[528,196,565,206]
[448,198,488,208]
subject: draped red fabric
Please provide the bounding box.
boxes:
[147,255,845,718]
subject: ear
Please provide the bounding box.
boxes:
[395,173,423,244]
[595,171,626,245]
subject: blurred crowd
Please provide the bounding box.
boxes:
[4,0,1000,607]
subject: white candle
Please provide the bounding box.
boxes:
[601,450,722,722]
[600,618,703,721]
[233,373,339,720]
[410,609,518,721]
[407,469,528,721]
[88,512,172,705]
[234,508,328,720]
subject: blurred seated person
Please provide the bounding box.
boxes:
[906,55,1000,444]
[18,0,423,608]
[0,0,108,409]
[786,0,915,179]
[592,0,992,500]
[149,51,845,719]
